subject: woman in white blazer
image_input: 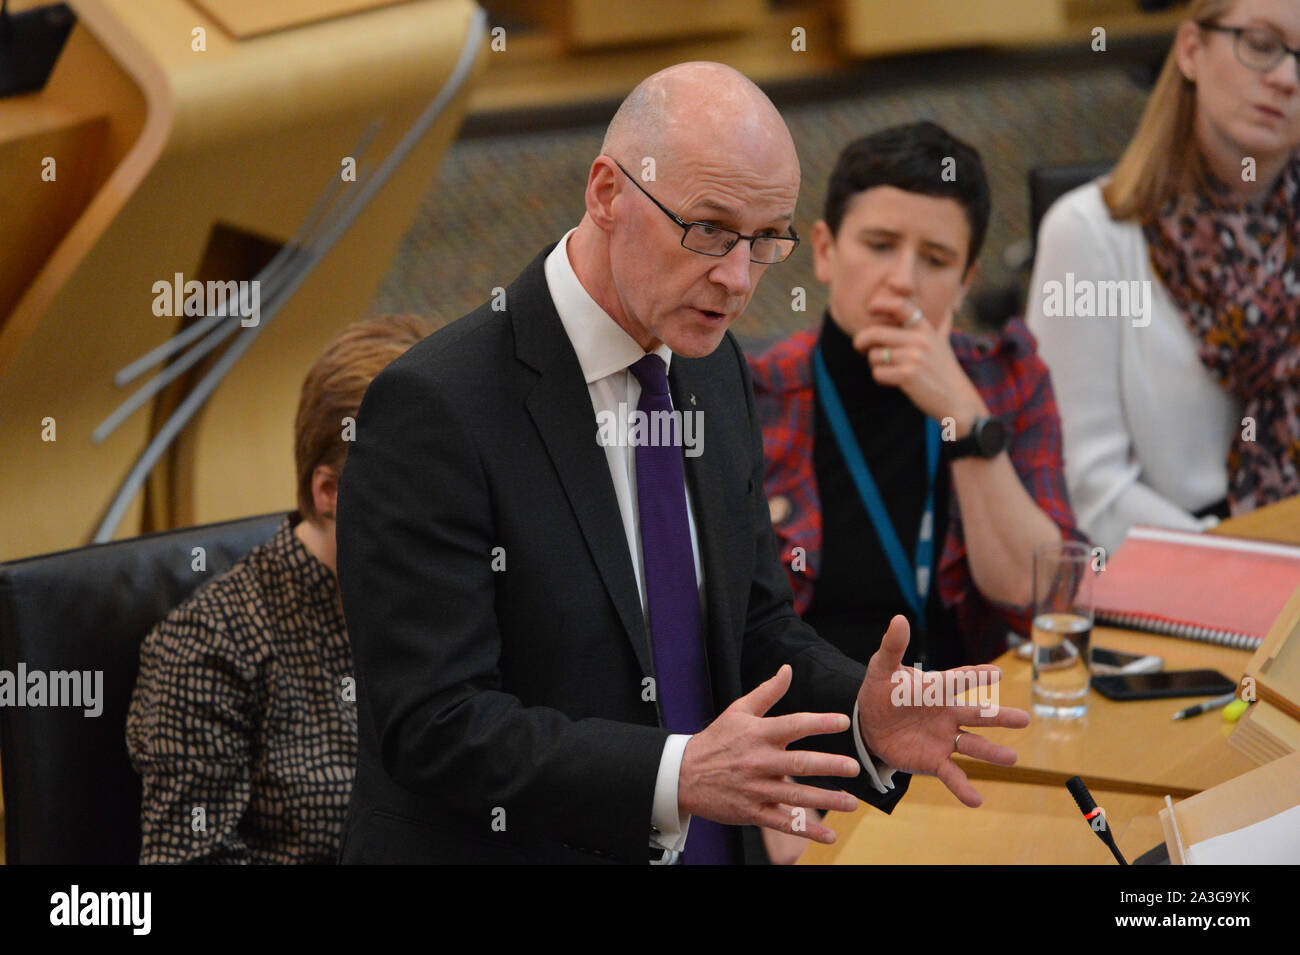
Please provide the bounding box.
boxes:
[1028,0,1300,555]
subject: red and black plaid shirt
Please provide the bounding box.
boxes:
[748,320,1087,664]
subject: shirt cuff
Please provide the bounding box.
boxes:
[650,734,692,852]
[852,700,897,794]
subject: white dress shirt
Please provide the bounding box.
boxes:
[1026,181,1243,556]
[543,229,893,856]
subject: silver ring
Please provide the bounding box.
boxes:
[906,308,923,327]
[953,732,965,753]
[881,347,892,365]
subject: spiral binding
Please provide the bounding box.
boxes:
[1095,611,1262,651]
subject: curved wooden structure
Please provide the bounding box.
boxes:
[0,0,485,561]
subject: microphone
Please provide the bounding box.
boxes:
[1066,775,1128,865]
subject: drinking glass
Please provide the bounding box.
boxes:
[1031,541,1094,719]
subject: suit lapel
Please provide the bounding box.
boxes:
[670,355,742,712]
[510,251,654,679]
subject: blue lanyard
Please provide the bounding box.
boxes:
[813,346,940,631]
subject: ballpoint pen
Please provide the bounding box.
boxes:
[1171,691,1237,721]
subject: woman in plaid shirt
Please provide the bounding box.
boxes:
[749,123,1085,866]
[750,122,1086,675]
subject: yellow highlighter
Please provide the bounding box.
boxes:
[1223,699,1249,722]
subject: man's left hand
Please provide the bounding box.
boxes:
[856,615,1030,808]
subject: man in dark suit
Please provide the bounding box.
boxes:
[336,62,1029,865]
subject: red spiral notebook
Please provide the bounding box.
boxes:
[1093,526,1300,651]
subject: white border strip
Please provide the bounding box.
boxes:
[1127,525,1300,562]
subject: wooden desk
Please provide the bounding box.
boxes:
[801,775,1169,865]
[1207,494,1300,546]
[801,497,1300,864]
[966,499,1300,797]
[971,627,1256,796]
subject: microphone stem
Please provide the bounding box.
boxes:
[1103,834,1128,866]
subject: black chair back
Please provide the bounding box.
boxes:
[1028,159,1114,252]
[0,512,285,864]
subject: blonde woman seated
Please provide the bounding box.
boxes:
[126,314,432,863]
[1028,0,1300,555]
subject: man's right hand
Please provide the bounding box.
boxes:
[678,664,862,844]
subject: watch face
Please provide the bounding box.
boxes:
[976,417,1007,457]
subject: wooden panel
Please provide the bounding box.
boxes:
[801,775,1169,864]
[0,0,485,561]
[0,23,148,339]
[469,0,1188,119]
[838,0,1185,57]
[1161,751,1300,863]
[564,0,764,50]
[470,4,841,116]
[0,116,106,321]
[1254,586,1300,719]
[1229,701,1299,763]
[1227,581,1300,761]
[1214,503,1300,727]
[841,0,1066,56]
[1215,499,1300,758]
[186,0,414,39]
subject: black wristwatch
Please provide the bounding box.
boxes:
[946,416,1008,460]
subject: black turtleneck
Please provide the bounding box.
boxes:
[805,312,962,670]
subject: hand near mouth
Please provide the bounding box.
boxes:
[852,308,988,435]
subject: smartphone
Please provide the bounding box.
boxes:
[1014,643,1164,675]
[1090,647,1164,675]
[1091,669,1237,702]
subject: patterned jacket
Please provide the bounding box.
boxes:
[748,320,1087,664]
[126,515,356,863]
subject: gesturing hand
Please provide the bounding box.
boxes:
[679,665,862,844]
[856,615,1030,808]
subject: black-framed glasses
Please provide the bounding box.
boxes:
[611,160,799,265]
[1200,22,1300,80]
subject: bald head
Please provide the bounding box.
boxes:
[601,62,798,182]
[570,62,801,359]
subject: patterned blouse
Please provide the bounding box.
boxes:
[126,515,356,864]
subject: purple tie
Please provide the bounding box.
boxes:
[629,354,737,865]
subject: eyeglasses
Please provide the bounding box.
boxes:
[1200,22,1300,80]
[611,160,799,265]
